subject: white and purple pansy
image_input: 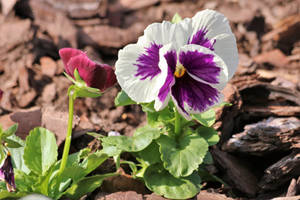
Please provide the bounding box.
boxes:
[115,9,238,119]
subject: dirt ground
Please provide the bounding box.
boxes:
[0,0,300,199]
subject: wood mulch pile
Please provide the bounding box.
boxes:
[0,0,299,199]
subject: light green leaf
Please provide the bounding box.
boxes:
[2,124,18,138]
[157,134,208,177]
[114,90,136,106]
[64,173,116,200]
[171,13,182,24]
[192,109,216,127]
[144,164,201,199]
[7,135,30,174]
[0,191,27,199]
[197,126,219,146]
[101,126,161,152]
[0,146,5,166]
[24,127,58,175]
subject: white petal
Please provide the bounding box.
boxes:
[139,20,192,49]
[154,43,176,111]
[115,44,167,103]
[191,9,238,79]
[179,44,228,90]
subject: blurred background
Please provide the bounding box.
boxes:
[0,0,300,199]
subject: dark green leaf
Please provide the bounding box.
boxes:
[137,141,161,165]
[64,173,116,200]
[24,127,58,175]
[144,164,201,199]
[197,126,219,146]
[114,90,136,106]
[4,138,22,148]
[203,152,213,165]
[157,134,208,177]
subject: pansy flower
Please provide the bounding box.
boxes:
[59,48,117,92]
[0,152,16,192]
[115,9,238,119]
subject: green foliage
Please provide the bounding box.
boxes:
[100,125,161,152]
[0,126,114,200]
[115,90,136,106]
[144,164,201,199]
[197,126,220,146]
[24,127,58,175]
[171,13,182,24]
[192,109,216,127]
[157,134,208,177]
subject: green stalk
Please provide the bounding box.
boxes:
[58,86,76,175]
[174,108,181,137]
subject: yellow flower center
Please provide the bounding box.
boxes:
[174,63,186,78]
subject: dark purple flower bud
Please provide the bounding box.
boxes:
[0,152,16,192]
[59,48,117,92]
[0,89,3,101]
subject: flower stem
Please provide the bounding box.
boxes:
[174,108,181,137]
[58,86,76,175]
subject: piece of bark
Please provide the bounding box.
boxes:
[95,191,143,200]
[211,147,258,196]
[0,107,42,140]
[41,107,79,146]
[262,14,300,47]
[272,196,300,200]
[254,49,289,68]
[0,19,32,56]
[1,0,18,16]
[144,193,167,200]
[196,191,234,200]
[120,0,160,11]
[223,117,300,156]
[42,83,56,103]
[79,22,146,53]
[40,57,57,77]
[215,83,242,145]
[286,178,297,197]
[259,151,300,191]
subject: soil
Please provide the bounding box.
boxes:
[0,0,300,200]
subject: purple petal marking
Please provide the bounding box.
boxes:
[158,51,177,102]
[189,29,215,51]
[0,154,16,192]
[135,43,162,80]
[171,74,219,115]
[179,50,220,84]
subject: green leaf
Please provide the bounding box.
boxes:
[64,173,116,200]
[157,134,208,177]
[2,124,18,138]
[14,169,37,192]
[101,126,161,152]
[7,135,30,174]
[203,151,213,165]
[74,85,102,98]
[171,13,182,24]
[0,191,27,199]
[192,109,216,127]
[144,164,201,199]
[0,146,5,165]
[136,141,161,165]
[197,126,219,146]
[114,90,136,106]
[4,138,22,148]
[24,127,58,175]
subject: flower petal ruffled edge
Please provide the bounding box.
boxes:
[191,9,238,79]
